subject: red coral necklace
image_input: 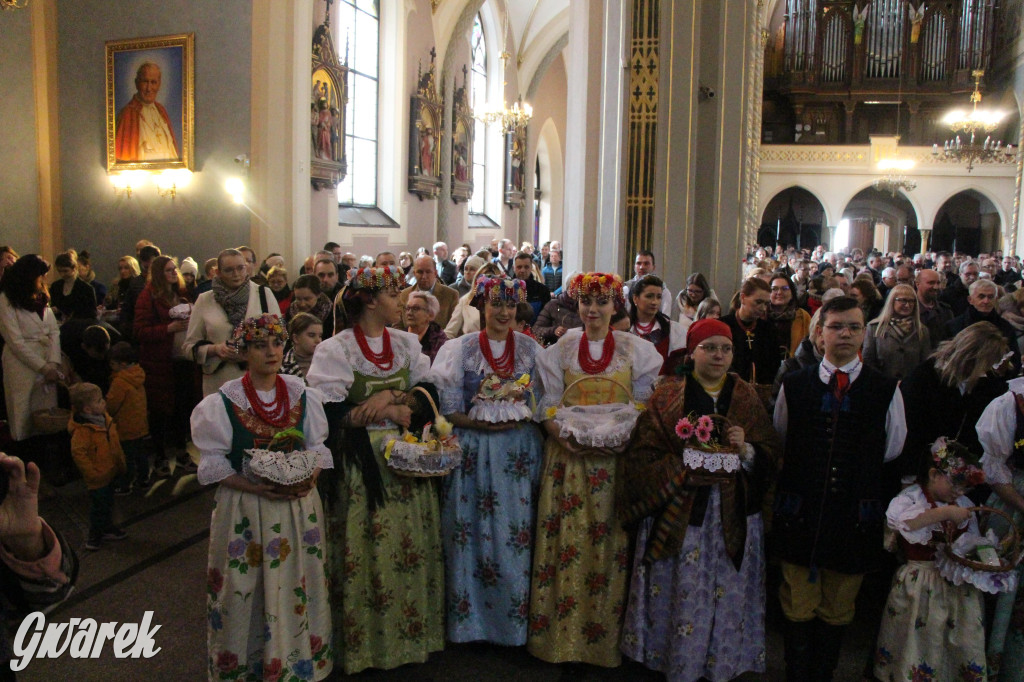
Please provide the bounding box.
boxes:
[242,372,291,427]
[480,330,515,378]
[633,319,656,336]
[353,324,395,371]
[579,331,615,374]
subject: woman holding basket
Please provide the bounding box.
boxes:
[526,272,662,667]
[190,314,333,681]
[618,318,780,681]
[305,266,444,674]
[430,276,545,646]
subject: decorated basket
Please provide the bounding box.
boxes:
[551,376,642,450]
[467,373,534,423]
[385,387,462,477]
[243,428,319,490]
[934,506,1023,594]
[679,414,743,475]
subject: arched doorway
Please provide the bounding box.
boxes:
[759,187,826,250]
[840,187,918,255]
[932,190,1002,256]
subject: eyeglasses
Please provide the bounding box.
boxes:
[823,323,865,334]
[696,343,734,354]
[405,306,426,314]
[770,286,790,292]
[893,297,915,305]
[686,288,704,297]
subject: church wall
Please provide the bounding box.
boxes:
[55,0,252,274]
[527,53,568,244]
[0,8,41,255]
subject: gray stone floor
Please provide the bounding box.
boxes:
[19,456,883,681]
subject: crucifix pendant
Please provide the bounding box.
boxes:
[746,331,754,350]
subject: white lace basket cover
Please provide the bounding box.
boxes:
[935,544,1020,594]
[243,448,320,485]
[385,386,462,477]
[467,374,533,423]
[681,448,741,474]
[553,375,641,449]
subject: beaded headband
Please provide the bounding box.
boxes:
[930,437,985,491]
[347,266,403,292]
[230,313,289,350]
[473,276,527,305]
[567,272,624,304]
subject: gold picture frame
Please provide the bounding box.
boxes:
[105,33,194,172]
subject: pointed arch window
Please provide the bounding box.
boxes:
[469,13,488,216]
[335,0,379,207]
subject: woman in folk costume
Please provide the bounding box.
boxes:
[305,266,443,674]
[429,276,545,645]
[618,318,780,681]
[526,272,662,666]
[191,314,333,681]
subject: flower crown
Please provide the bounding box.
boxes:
[230,313,288,350]
[473,275,527,305]
[568,272,624,304]
[347,266,403,292]
[931,437,985,491]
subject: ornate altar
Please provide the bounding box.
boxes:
[450,66,474,204]
[310,8,348,190]
[409,48,442,200]
[503,128,525,208]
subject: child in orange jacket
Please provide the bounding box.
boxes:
[107,342,150,493]
[68,382,127,550]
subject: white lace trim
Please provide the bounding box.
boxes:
[198,455,237,486]
[555,403,642,449]
[934,546,1019,594]
[386,441,462,476]
[468,399,534,423]
[244,449,321,485]
[219,374,306,411]
[681,447,742,474]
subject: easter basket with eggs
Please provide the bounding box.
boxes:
[243,427,322,492]
[384,386,461,477]
[467,372,534,423]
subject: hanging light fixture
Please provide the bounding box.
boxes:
[932,70,1017,172]
[1,0,29,10]
[475,7,533,133]
[874,83,916,197]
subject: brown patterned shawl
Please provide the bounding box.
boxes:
[617,374,781,568]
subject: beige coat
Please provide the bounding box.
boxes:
[0,293,62,440]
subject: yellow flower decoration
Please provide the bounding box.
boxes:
[516,373,531,386]
[545,406,558,419]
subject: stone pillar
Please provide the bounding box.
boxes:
[918,227,932,255]
[1013,110,1024,257]
[518,128,534,246]
[31,0,61,261]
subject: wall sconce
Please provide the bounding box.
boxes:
[225,177,246,205]
[110,171,149,198]
[156,169,192,199]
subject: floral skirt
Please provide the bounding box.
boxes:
[441,424,543,645]
[526,439,630,667]
[621,488,766,682]
[874,560,987,682]
[206,485,333,681]
[987,473,1024,682]
[322,427,444,674]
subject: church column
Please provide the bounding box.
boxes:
[653,0,763,297]
[250,0,314,268]
[31,0,61,260]
[1013,109,1024,257]
[518,130,534,247]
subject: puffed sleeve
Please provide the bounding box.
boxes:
[668,321,688,354]
[302,386,334,470]
[885,487,935,545]
[192,392,238,486]
[429,338,466,415]
[401,331,432,386]
[535,338,565,418]
[306,334,355,403]
[979,389,1019,486]
[627,331,664,403]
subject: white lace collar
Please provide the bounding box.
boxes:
[220,373,306,411]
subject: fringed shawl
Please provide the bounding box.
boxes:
[617,374,781,568]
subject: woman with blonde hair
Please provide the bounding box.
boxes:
[862,283,931,380]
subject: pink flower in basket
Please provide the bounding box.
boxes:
[695,424,713,444]
[675,418,694,440]
[696,415,713,431]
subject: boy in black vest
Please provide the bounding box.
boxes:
[773,296,907,681]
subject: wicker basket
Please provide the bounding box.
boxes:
[680,414,743,475]
[940,506,1022,574]
[385,386,461,478]
[31,407,71,436]
[553,376,641,451]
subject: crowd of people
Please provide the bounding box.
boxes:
[3,237,1024,681]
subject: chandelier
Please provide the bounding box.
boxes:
[474,11,532,133]
[1,0,29,9]
[932,70,1016,172]
[873,157,916,197]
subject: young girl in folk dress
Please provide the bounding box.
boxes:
[873,440,988,682]
[430,276,545,645]
[191,314,333,681]
[528,273,662,667]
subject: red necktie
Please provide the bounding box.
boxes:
[833,369,850,403]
